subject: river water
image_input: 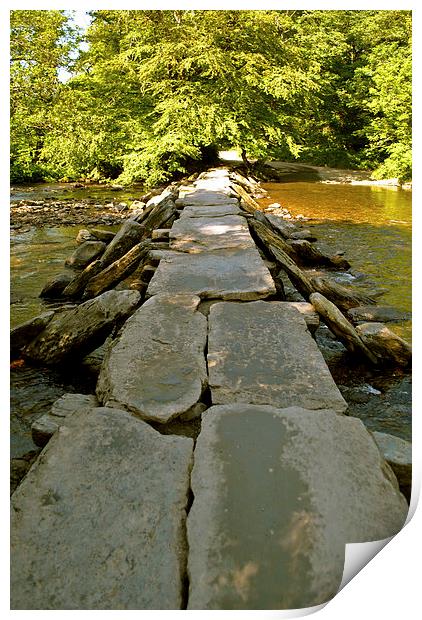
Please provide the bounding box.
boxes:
[10,175,412,457]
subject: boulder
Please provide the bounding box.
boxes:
[371,431,412,501]
[11,311,55,358]
[97,294,208,423]
[11,406,193,609]
[187,404,408,609]
[62,259,103,298]
[347,305,412,324]
[24,290,140,365]
[88,228,116,243]
[39,270,75,298]
[207,301,347,412]
[355,322,412,367]
[99,219,145,267]
[75,229,94,244]
[65,241,106,270]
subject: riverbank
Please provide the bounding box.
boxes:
[266,160,412,189]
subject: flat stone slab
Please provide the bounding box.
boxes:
[147,248,276,301]
[97,294,208,422]
[187,404,408,609]
[169,215,255,253]
[176,190,239,207]
[208,301,347,412]
[180,204,242,218]
[11,406,193,609]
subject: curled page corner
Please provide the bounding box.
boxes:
[339,536,394,592]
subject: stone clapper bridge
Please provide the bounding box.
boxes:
[11,168,408,610]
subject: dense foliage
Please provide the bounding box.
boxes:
[10,9,412,185]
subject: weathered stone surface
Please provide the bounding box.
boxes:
[176,190,239,207]
[83,241,151,299]
[81,340,111,374]
[40,270,75,298]
[310,292,378,364]
[180,204,242,218]
[11,311,55,358]
[371,431,412,499]
[282,301,320,334]
[10,450,40,496]
[65,241,106,270]
[31,393,98,447]
[100,219,144,267]
[187,404,408,610]
[24,290,140,365]
[169,215,255,253]
[355,322,412,367]
[147,248,276,301]
[348,305,412,324]
[62,259,103,298]
[11,406,193,609]
[151,228,170,239]
[97,294,208,422]
[208,301,347,412]
[145,187,178,210]
[88,228,116,243]
[76,229,94,244]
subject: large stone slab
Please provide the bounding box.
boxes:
[208,301,347,412]
[169,215,255,253]
[187,404,408,609]
[97,294,207,422]
[147,248,276,301]
[180,204,242,218]
[176,189,239,207]
[11,406,193,609]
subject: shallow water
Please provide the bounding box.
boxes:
[10,176,411,457]
[260,180,411,341]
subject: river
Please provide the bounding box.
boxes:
[10,173,412,458]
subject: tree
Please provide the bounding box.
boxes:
[10,10,78,181]
[43,10,334,185]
